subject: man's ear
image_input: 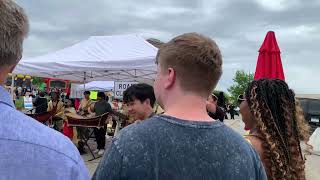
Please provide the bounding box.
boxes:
[0,64,16,75]
[164,68,176,89]
[144,98,151,106]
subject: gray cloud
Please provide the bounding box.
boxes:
[16,0,320,93]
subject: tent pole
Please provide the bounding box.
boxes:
[83,72,86,90]
[11,74,15,100]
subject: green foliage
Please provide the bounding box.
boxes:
[228,70,254,104]
[32,77,44,87]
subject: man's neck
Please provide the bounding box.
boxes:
[0,71,8,86]
[0,65,14,86]
[142,108,154,120]
[163,94,213,122]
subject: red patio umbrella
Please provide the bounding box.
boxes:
[254,31,285,81]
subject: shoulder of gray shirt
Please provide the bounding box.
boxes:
[113,115,264,162]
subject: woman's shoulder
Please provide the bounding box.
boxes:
[244,135,264,158]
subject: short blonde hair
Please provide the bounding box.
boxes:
[156,33,222,97]
[0,0,29,66]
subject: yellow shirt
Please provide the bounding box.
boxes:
[47,100,65,118]
[78,99,92,112]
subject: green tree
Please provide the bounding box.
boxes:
[32,77,44,87]
[228,70,254,104]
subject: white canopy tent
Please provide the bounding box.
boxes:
[76,81,114,91]
[14,34,158,84]
[70,81,114,98]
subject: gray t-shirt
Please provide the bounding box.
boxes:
[94,115,267,180]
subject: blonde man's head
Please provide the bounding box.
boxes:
[0,0,29,67]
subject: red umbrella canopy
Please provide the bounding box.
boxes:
[254,31,285,81]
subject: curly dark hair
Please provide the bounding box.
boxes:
[245,79,310,180]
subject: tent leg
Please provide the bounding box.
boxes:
[83,72,86,90]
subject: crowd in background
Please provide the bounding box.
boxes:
[0,0,313,180]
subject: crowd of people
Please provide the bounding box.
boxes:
[30,89,121,156]
[0,0,312,179]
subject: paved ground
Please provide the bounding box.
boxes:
[81,137,112,177]
[82,116,320,179]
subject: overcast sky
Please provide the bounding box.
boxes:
[16,0,320,94]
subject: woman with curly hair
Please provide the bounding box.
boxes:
[239,79,310,180]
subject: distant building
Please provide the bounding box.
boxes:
[296,94,320,131]
[296,94,320,100]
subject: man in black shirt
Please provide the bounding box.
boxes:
[229,104,235,119]
[33,91,48,114]
[92,92,112,156]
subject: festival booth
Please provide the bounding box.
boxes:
[14,34,158,160]
[44,78,72,94]
[14,34,157,83]
[15,34,158,104]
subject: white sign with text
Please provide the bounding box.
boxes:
[24,96,33,109]
[114,82,138,99]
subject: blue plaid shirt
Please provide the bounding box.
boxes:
[0,86,89,180]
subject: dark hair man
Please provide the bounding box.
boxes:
[91,92,112,156]
[123,83,156,121]
[33,91,48,114]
